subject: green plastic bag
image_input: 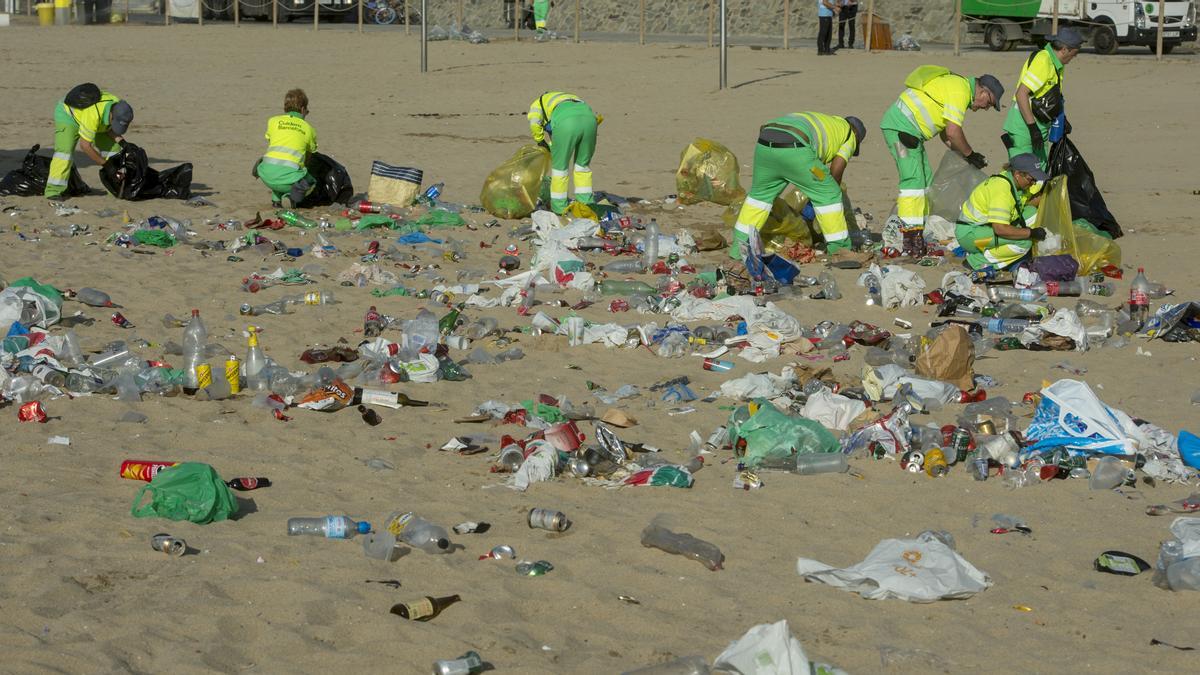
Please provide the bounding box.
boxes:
[728,400,840,468]
[132,229,177,247]
[412,210,466,228]
[131,462,238,524]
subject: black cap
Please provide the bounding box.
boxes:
[844,116,867,157]
[976,74,1004,111]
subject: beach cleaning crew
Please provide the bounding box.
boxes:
[730,112,867,259]
[528,91,601,214]
[46,83,134,199]
[254,89,318,208]
[1001,27,1083,167]
[881,66,1004,257]
[955,153,1048,273]
[533,0,550,35]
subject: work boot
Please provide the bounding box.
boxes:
[728,227,751,261]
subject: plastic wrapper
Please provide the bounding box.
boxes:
[927,151,986,224]
[1033,177,1121,275]
[675,138,744,206]
[480,144,551,219]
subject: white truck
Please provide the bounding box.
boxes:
[963,0,1198,54]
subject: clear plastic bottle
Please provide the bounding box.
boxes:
[762,453,849,474]
[244,327,267,391]
[1129,267,1151,328]
[812,271,841,300]
[465,318,498,339]
[182,309,207,389]
[287,516,371,539]
[640,522,724,571]
[604,259,646,274]
[642,220,660,270]
[863,272,881,306]
[403,309,440,351]
[622,655,712,675]
[985,318,1032,335]
[388,512,451,554]
[75,287,114,307]
[599,280,656,295]
[987,286,1046,303]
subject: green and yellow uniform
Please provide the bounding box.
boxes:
[46,91,123,198]
[258,112,317,203]
[528,91,599,214]
[533,0,549,31]
[1002,45,1065,166]
[955,171,1037,270]
[730,112,858,258]
[880,73,974,231]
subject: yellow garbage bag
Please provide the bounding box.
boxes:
[1033,177,1121,274]
[723,189,815,254]
[676,138,745,206]
[480,145,551,219]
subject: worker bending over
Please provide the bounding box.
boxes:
[730,112,867,259]
[255,89,317,208]
[46,83,134,199]
[881,66,1003,256]
[528,91,601,214]
[955,153,1047,273]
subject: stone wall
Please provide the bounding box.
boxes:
[430,1,958,44]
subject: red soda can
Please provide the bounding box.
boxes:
[618,216,632,229]
[119,459,179,481]
[353,201,383,214]
[608,299,629,313]
[924,289,945,306]
[367,240,380,255]
[18,401,48,423]
[111,312,133,328]
[959,389,987,404]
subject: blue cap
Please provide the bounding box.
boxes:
[357,521,372,534]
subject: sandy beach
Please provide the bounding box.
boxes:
[2,22,1200,674]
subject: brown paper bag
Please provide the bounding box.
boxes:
[915,325,975,391]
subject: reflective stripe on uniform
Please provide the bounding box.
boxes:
[261,157,301,169]
[267,145,304,161]
[53,152,72,161]
[47,177,69,186]
[897,93,936,139]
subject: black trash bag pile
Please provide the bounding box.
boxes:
[1048,137,1122,239]
[99,142,192,200]
[297,152,354,207]
[0,145,91,197]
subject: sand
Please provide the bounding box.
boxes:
[2,23,1199,674]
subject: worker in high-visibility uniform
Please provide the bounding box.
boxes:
[955,153,1048,272]
[880,69,1004,257]
[533,0,550,35]
[254,89,317,208]
[528,91,600,215]
[46,83,134,199]
[729,112,867,259]
[1001,27,1082,167]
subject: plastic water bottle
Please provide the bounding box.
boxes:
[864,272,882,306]
[640,522,724,571]
[642,220,659,270]
[389,512,451,554]
[287,516,371,539]
[599,279,656,295]
[986,318,1032,335]
[1129,267,1151,328]
[811,271,841,300]
[423,182,444,203]
[75,287,114,307]
[245,327,267,391]
[182,309,207,389]
[987,286,1046,303]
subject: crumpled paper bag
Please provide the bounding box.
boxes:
[796,530,991,602]
[914,324,975,391]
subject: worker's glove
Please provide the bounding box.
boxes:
[1027,123,1044,148]
[1028,227,1048,242]
[537,139,550,151]
[965,152,988,169]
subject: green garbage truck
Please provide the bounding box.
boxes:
[963,0,1197,54]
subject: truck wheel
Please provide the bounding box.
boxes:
[985,23,1009,51]
[1093,25,1119,55]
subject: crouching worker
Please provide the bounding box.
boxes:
[255,89,317,208]
[955,153,1048,273]
[46,83,134,199]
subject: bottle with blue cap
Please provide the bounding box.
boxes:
[287,516,371,539]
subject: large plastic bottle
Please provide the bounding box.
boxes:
[388,512,451,554]
[182,309,207,389]
[1129,267,1151,328]
[642,220,660,270]
[863,272,882,306]
[987,286,1046,303]
[640,521,724,570]
[599,280,656,296]
[245,327,267,391]
[75,287,114,307]
[604,259,646,274]
[287,516,371,539]
[985,318,1032,335]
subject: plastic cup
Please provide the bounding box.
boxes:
[565,316,586,346]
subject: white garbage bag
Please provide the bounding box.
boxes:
[1038,307,1088,351]
[800,388,866,432]
[713,620,830,675]
[796,530,991,602]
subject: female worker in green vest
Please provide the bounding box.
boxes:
[1001,27,1083,167]
[955,153,1048,272]
[528,91,601,214]
[729,112,866,259]
[46,83,134,199]
[254,89,318,208]
[880,66,1003,257]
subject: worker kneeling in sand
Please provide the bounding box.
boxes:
[955,153,1048,274]
[528,91,601,215]
[729,112,866,259]
[254,89,318,208]
[46,83,134,199]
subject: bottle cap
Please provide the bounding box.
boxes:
[357,522,372,534]
[435,538,450,550]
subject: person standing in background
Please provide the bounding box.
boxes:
[817,0,839,56]
[503,0,516,29]
[836,0,858,50]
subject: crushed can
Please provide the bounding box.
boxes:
[527,508,571,532]
[151,533,186,557]
[433,651,484,675]
[17,401,48,423]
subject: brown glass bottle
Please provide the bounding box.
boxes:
[390,594,461,621]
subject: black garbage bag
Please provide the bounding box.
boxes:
[99,142,192,200]
[1047,137,1122,239]
[297,152,354,207]
[0,144,91,197]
